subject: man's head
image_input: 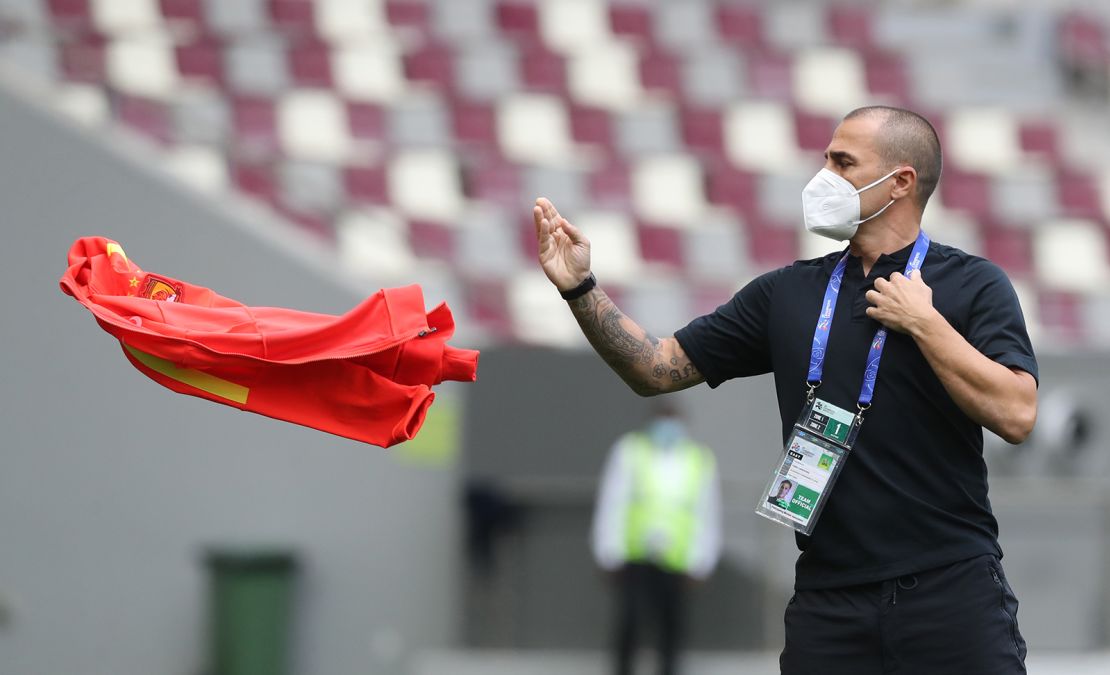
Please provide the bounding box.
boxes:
[777,480,793,497]
[646,401,686,448]
[824,106,943,219]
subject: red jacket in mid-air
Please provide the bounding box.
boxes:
[60,236,478,447]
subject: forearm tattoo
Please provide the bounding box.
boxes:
[568,289,699,394]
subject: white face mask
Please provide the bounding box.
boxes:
[802,167,901,241]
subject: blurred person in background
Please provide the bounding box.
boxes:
[534,105,1037,674]
[591,402,722,675]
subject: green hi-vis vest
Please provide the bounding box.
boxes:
[624,434,714,574]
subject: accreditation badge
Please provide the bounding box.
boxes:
[755,397,861,536]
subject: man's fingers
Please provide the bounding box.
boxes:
[865,289,881,305]
[873,277,890,291]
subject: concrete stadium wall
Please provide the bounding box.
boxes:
[0,82,459,675]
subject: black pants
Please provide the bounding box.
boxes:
[614,563,685,675]
[781,554,1027,675]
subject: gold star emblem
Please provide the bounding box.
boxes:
[129,277,139,288]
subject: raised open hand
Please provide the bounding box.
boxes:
[533,197,591,292]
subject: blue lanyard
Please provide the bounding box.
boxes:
[806,231,931,408]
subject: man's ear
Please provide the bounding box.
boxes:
[892,166,917,200]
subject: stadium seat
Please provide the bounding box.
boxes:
[269,0,317,37]
[939,168,993,221]
[745,218,799,268]
[1033,218,1110,292]
[332,42,406,102]
[463,277,513,339]
[947,108,1021,174]
[717,3,764,49]
[980,219,1034,279]
[343,163,389,204]
[115,94,172,144]
[621,278,691,339]
[455,40,520,102]
[653,1,714,54]
[315,0,387,43]
[680,105,725,159]
[540,0,610,55]
[384,0,429,33]
[287,39,334,88]
[827,3,876,51]
[639,46,682,98]
[792,47,868,117]
[460,153,521,208]
[431,0,495,43]
[991,168,1059,225]
[615,101,679,156]
[277,90,351,161]
[573,209,641,283]
[507,43,562,98]
[203,0,269,36]
[681,46,747,108]
[335,206,418,279]
[107,36,181,98]
[387,93,451,147]
[587,158,631,209]
[724,100,803,173]
[232,160,279,205]
[162,144,228,193]
[567,40,641,110]
[522,164,587,216]
[758,171,810,226]
[682,212,748,283]
[608,2,652,46]
[495,0,539,42]
[58,33,107,84]
[1056,167,1103,220]
[863,50,911,105]
[451,97,498,146]
[631,154,705,225]
[568,102,613,153]
[225,36,290,95]
[279,159,344,214]
[406,218,456,261]
[1,0,48,28]
[91,0,163,35]
[793,109,837,152]
[496,92,573,165]
[507,269,583,346]
[387,149,464,221]
[455,206,521,279]
[52,83,110,126]
[637,221,685,269]
[175,37,225,87]
[705,162,759,218]
[46,0,95,33]
[346,101,386,141]
[231,95,280,157]
[745,48,793,101]
[764,2,826,51]
[402,40,454,90]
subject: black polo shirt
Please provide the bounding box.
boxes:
[675,239,1038,590]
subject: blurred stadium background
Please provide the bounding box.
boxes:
[2,0,1110,673]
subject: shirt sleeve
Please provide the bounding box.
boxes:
[591,438,632,571]
[674,268,783,387]
[962,259,1039,384]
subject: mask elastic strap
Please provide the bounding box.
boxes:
[851,167,901,196]
[853,198,895,226]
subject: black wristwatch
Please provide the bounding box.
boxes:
[559,272,597,301]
